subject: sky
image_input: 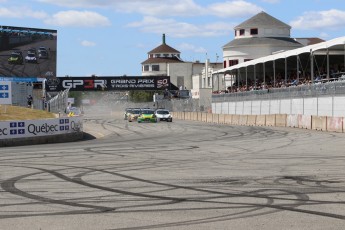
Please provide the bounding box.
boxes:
[1,0,345,77]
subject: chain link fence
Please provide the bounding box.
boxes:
[46,89,69,114]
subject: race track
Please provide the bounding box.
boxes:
[0,110,345,230]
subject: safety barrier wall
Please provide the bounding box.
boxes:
[265,114,276,126]
[312,116,327,131]
[0,116,84,147]
[170,112,345,133]
[276,114,287,127]
[256,115,266,126]
[327,117,343,132]
[214,96,345,117]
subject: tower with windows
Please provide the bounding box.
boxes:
[141,34,183,77]
[222,11,303,69]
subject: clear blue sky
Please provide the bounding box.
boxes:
[1,0,344,77]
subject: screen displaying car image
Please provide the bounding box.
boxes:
[0,25,57,78]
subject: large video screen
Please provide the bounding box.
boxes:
[0,25,57,78]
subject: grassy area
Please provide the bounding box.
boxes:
[0,105,56,121]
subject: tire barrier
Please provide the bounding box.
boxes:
[171,112,345,133]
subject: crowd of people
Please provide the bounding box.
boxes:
[214,68,345,94]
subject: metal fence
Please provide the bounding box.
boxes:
[46,89,69,114]
[212,80,345,102]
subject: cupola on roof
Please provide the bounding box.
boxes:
[235,11,291,29]
[148,34,180,54]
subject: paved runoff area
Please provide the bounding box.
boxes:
[0,109,345,230]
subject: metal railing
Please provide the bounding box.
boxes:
[213,80,345,102]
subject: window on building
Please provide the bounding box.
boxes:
[163,54,169,57]
[250,28,258,35]
[239,29,245,36]
[143,65,149,71]
[149,54,153,58]
[229,59,239,67]
[244,59,252,62]
[152,65,160,71]
[223,60,227,68]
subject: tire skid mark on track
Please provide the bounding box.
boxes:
[1,117,345,228]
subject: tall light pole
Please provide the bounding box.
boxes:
[216,53,219,92]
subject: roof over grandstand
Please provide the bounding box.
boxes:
[214,36,345,74]
[223,37,302,49]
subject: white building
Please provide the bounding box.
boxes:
[222,11,303,69]
[141,34,222,94]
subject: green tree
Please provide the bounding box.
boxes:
[129,91,161,102]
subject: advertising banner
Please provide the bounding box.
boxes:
[0,116,83,140]
[0,81,12,105]
[0,25,57,79]
[45,76,171,92]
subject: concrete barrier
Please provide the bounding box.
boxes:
[0,132,84,147]
[201,113,207,122]
[189,112,193,120]
[197,112,202,122]
[174,111,345,134]
[207,113,213,123]
[0,116,84,147]
[218,114,225,124]
[247,115,256,126]
[195,112,199,121]
[239,115,248,125]
[275,114,287,127]
[224,114,232,124]
[232,115,240,125]
[312,116,327,131]
[327,117,343,132]
[287,114,299,128]
[212,114,219,123]
[266,114,276,126]
[256,115,266,126]
[298,115,312,129]
[174,112,179,119]
[188,112,193,120]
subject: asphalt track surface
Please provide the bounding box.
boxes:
[1,110,345,229]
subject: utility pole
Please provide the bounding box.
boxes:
[216,53,219,92]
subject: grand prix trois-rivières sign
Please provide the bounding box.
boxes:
[45,76,171,92]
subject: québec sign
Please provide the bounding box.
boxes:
[45,76,171,92]
[0,117,83,140]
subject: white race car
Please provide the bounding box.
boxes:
[155,109,172,122]
[25,53,38,63]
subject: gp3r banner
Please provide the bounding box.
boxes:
[45,76,171,92]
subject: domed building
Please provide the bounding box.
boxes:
[222,11,303,69]
[141,34,183,77]
[141,34,215,91]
